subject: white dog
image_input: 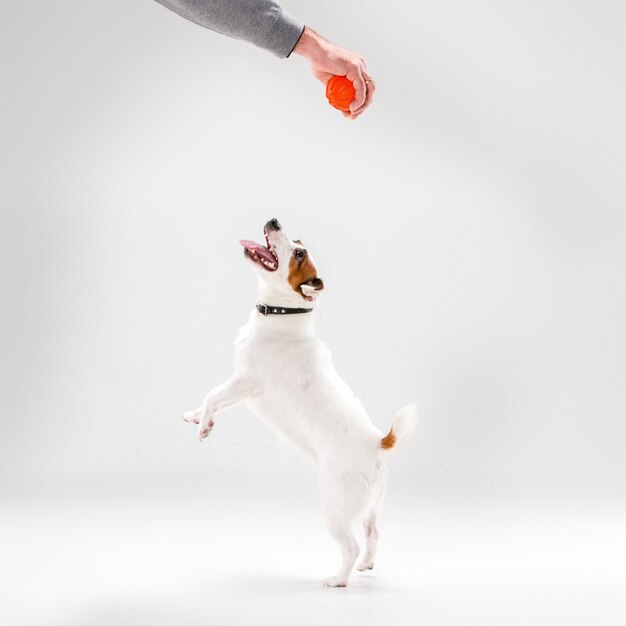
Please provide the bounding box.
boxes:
[182,218,417,587]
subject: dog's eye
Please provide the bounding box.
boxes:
[293,249,306,260]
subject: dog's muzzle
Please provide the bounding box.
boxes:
[264,218,282,232]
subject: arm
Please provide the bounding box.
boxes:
[153,0,304,58]
[154,2,375,118]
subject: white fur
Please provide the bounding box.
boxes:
[182,222,417,587]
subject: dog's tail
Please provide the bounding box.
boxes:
[379,402,419,452]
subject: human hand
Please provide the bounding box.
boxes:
[293,27,375,120]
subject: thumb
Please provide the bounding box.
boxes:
[312,68,333,83]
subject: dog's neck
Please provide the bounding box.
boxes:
[256,284,315,308]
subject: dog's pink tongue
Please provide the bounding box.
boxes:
[239,240,275,264]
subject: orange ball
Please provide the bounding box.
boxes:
[326,75,355,112]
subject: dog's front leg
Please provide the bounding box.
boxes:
[182,375,253,441]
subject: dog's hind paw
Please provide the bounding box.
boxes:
[356,560,375,572]
[322,576,348,588]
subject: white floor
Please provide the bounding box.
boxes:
[2,475,625,626]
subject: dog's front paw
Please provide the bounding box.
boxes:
[322,576,348,588]
[198,415,214,441]
[356,560,375,572]
[181,408,201,424]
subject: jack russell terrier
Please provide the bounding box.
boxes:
[182,218,417,587]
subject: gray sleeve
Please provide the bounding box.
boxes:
[153,0,305,58]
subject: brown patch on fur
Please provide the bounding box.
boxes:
[288,252,321,299]
[380,428,396,450]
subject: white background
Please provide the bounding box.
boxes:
[1,1,625,625]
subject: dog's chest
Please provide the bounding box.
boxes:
[234,324,330,387]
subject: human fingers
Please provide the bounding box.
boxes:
[346,63,367,112]
[351,77,375,117]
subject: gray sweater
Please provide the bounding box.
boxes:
[154,0,305,58]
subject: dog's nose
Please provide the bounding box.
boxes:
[265,218,282,232]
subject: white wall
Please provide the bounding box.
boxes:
[1,0,625,496]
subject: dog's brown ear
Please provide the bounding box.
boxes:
[300,277,324,301]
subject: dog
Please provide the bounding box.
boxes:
[182,218,417,587]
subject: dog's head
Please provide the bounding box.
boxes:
[240,219,324,303]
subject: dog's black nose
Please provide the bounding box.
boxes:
[265,218,281,232]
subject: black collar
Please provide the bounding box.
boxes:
[256,303,313,316]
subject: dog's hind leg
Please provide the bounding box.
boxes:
[356,512,379,572]
[322,513,360,588]
[320,471,371,587]
[357,477,386,572]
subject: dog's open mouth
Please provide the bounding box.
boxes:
[239,234,278,272]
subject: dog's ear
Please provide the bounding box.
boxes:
[300,277,324,301]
